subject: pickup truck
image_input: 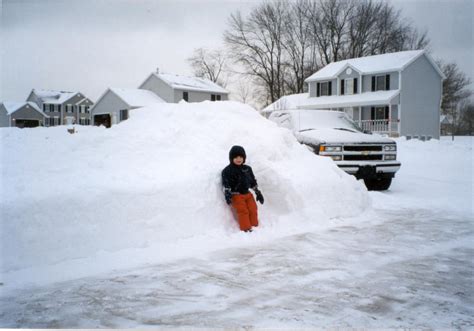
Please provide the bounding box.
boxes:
[269,109,401,190]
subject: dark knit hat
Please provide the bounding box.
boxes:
[229,145,246,163]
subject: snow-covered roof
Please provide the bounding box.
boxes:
[31,89,80,104]
[263,90,400,112]
[110,88,165,108]
[1,101,49,117]
[305,50,442,81]
[151,72,229,94]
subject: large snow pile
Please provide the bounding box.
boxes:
[0,101,369,287]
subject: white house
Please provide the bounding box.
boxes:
[0,102,50,128]
[26,89,94,126]
[90,88,165,127]
[264,50,445,139]
[139,71,229,103]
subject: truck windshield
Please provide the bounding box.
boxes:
[340,116,363,132]
[295,110,364,132]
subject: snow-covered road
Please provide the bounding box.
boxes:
[1,206,473,328]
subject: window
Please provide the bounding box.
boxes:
[183,92,189,101]
[211,94,216,101]
[345,79,354,95]
[371,106,389,120]
[376,76,385,91]
[119,109,129,121]
[216,95,221,101]
[316,81,331,97]
[66,104,73,113]
[57,104,62,112]
[372,74,390,91]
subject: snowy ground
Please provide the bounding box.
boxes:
[1,103,472,328]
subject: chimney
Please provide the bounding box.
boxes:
[156,67,160,74]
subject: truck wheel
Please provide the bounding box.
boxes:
[364,177,392,191]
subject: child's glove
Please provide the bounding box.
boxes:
[224,189,232,205]
[254,188,264,204]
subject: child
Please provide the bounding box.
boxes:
[221,145,264,232]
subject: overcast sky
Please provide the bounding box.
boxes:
[1,0,472,102]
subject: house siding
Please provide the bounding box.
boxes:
[91,90,130,125]
[400,55,442,139]
[0,105,10,127]
[173,89,229,103]
[63,94,85,124]
[140,75,175,102]
[76,99,94,123]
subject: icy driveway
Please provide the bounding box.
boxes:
[1,207,473,328]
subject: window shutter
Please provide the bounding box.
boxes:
[371,107,375,120]
[385,74,390,90]
[316,83,320,97]
[328,81,332,96]
[385,106,389,119]
[340,79,345,95]
[371,76,375,91]
[354,78,358,94]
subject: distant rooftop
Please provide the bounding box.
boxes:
[31,89,80,104]
[110,88,165,108]
[152,72,229,94]
[1,101,48,117]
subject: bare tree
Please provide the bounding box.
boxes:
[459,101,474,135]
[224,1,288,103]
[187,48,227,87]
[437,61,472,137]
[282,0,317,94]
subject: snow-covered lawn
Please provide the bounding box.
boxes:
[0,101,472,328]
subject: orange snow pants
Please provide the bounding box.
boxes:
[232,193,259,231]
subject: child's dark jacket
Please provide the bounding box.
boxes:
[221,164,258,194]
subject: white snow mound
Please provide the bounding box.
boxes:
[0,101,369,282]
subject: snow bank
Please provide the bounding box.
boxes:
[374,136,473,217]
[0,101,369,287]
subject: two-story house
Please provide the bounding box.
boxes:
[27,89,94,126]
[264,50,444,139]
[139,70,229,103]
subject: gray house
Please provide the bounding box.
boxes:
[139,71,229,103]
[265,50,444,139]
[27,89,94,126]
[0,102,50,128]
[90,88,164,127]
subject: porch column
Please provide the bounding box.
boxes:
[389,103,392,136]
